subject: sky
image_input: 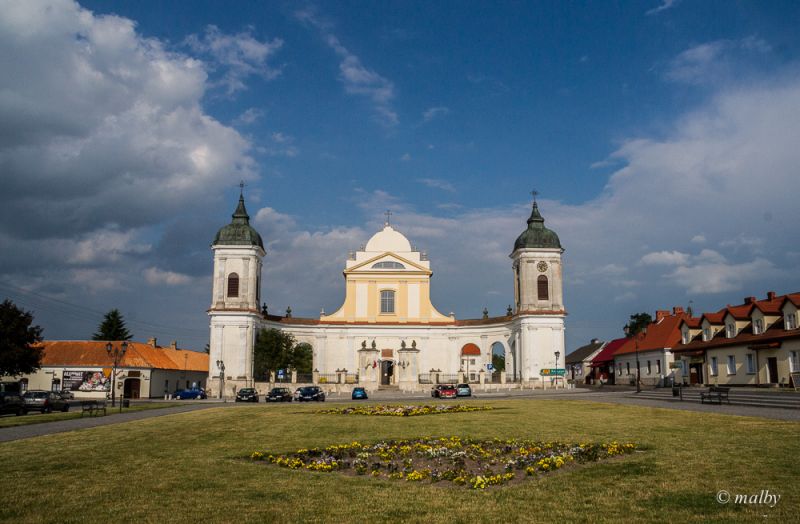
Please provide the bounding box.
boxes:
[1,0,800,353]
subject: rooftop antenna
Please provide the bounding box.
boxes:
[384,209,392,226]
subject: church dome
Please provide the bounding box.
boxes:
[513,201,562,251]
[365,225,412,252]
[212,194,264,249]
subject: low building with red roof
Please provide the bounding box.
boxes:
[589,337,631,385]
[3,338,208,399]
[673,291,800,387]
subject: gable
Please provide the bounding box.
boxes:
[345,252,431,274]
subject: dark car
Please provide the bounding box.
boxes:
[351,387,368,400]
[431,384,457,399]
[235,388,259,402]
[297,386,325,402]
[266,387,293,402]
[0,391,27,416]
[456,383,472,397]
[23,390,70,413]
[174,388,206,400]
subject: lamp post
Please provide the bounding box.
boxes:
[624,325,648,394]
[105,341,128,408]
[554,351,561,388]
[216,360,225,401]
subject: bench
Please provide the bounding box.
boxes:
[700,386,731,405]
[80,400,107,417]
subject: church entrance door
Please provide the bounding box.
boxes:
[380,360,394,386]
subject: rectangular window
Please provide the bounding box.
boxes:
[703,328,711,341]
[656,359,662,374]
[165,380,169,391]
[786,314,797,330]
[617,363,622,376]
[647,361,652,375]
[754,318,764,335]
[746,353,756,374]
[726,324,735,338]
[380,290,395,313]
[790,351,799,373]
[727,355,736,375]
[626,362,630,375]
[682,331,689,344]
[710,356,718,376]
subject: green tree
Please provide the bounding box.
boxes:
[0,299,44,377]
[92,309,132,341]
[254,328,295,380]
[291,342,313,373]
[491,353,506,372]
[625,312,653,337]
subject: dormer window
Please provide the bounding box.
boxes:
[726,324,735,338]
[787,313,798,330]
[753,318,764,335]
[703,328,711,342]
[681,330,689,345]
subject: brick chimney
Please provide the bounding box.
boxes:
[744,296,756,305]
[672,306,684,316]
[655,310,670,322]
[170,341,178,350]
[147,337,157,347]
[767,291,776,301]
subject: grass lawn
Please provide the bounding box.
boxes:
[0,402,176,428]
[0,399,796,523]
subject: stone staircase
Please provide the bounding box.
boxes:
[630,388,800,409]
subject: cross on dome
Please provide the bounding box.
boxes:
[384,209,392,226]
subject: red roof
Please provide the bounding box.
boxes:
[782,293,800,308]
[614,313,688,356]
[724,304,753,320]
[590,338,631,365]
[461,343,481,356]
[700,311,725,324]
[37,341,208,372]
[681,317,702,329]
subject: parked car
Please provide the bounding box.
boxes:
[174,388,207,400]
[351,387,368,400]
[456,383,472,397]
[431,384,457,399]
[297,386,326,402]
[293,388,301,401]
[0,391,27,416]
[235,388,259,402]
[23,390,69,413]
[266,387,293,402]
[59,389,75,400]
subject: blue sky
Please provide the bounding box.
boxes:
[2,0,800,351]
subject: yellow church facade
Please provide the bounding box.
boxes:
[207,193,567,394]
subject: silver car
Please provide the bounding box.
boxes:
[23,390,70,413]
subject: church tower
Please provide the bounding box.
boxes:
[208,189,265,396]
[510,196,566,379]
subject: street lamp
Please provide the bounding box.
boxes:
[216,360,225,401]
[624,324,648,394]
[106,341,128,408]
[554,351,561,388]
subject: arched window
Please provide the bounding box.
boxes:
[227,273,239,298]
[380,290,395,313]
[372,261,405,269]
[537,275,549,301]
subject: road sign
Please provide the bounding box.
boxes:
[487,363,494,371]
[540,368,566,377]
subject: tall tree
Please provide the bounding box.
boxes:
[254,328,296,379]
[92,309,132,341]
[625,312,653,337]
[491,353,506,372]
[0,299,44,377]
[291,342,313,373]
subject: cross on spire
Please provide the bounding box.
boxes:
[531,189,538,204]
[384,209,392,225]
[239,180,245,197]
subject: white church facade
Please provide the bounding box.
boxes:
[207,193,566,395]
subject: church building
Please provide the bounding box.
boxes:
[207,192,566,394]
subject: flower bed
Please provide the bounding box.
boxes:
[250,437,637,489]
[317,404,493,417]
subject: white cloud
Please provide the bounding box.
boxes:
[185,25,283,95]
[666,258,777,294]
[640,250,690,266]
[234,107,265,125]
[665,37,771,85]
[690,234,706,244]
[295,8,397,126]
[69,229,151,265]
[646,0,679,16]
[417,178,456,192]
[144,267,193,286]
[422,106,449,122]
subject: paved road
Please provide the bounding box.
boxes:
[2,388,797,443]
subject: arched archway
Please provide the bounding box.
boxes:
[461,343,481,382]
